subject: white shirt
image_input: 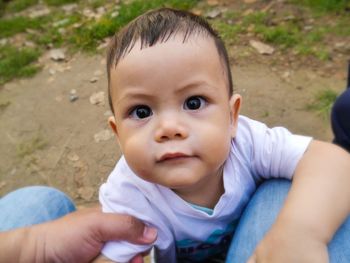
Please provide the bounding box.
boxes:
[99,116,312,262]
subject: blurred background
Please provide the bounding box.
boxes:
[0,0,349,206]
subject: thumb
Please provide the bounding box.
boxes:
[94,212,157,245]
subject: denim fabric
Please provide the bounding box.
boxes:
[226,179,350,263]
[0,186,76,231]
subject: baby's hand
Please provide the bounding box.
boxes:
[247,223,329,263]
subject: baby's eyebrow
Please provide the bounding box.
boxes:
[175,80,215,94]
[115,90,155,106]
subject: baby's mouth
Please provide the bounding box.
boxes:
[157,152,192,162]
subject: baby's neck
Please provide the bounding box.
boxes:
[173,167,225,209]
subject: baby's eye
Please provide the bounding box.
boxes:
[184,96,206,110]
[130,105,152,119]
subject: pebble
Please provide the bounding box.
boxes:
[67,152,80,162]
[249,40,275,55]
[94,70,103,76]
[206,9,222,19]
[29,6,51,18]
[69,94,79,102]
[50,49,66,61]
[90,76,99,83]
[94,129,113,142]
[89,91,105,105]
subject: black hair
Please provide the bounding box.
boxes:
[107,7,233,113]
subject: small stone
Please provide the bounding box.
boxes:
[67,152,80,162]
[0,38,8,46]
[94,70,103,76]
[70,89,77,95]
[24,41,36,48]
[89,91,105,105]
[104,110,113,116]
[111,11,119,18]
[50,49,66,61]
[94,129,113,142]
[249,40,275,55]
[62,3,78,13]
[97,41,109,50]
[206,9,222,19]
[304,25,313,31]
[90,76,99,83]
[29,6,51,18]
[282,71,291,79]
[49,69,56,75]
[58,28,66,35]
[69,94,79,102]
[97,6,106,15]
[72,23,82,28]
[53,18,70,27]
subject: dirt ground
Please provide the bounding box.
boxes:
[0,1,349,206]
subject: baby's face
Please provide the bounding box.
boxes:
[108,35,241,199]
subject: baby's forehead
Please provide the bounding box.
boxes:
[120,32,217,61]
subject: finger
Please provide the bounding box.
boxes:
[95,212,157,245]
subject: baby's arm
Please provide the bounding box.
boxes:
[249,140,350,262]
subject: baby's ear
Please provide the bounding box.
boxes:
[229,94,242,138]
[108,116,119,137]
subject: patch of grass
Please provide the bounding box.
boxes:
[211,21,242,44]
[44,0,79,6]
[242,12,269,26]
[17,134,47,158]
[296,45,330,60]
[332,16,350,36]
[0,16,45,38]
[0,45,41,84]
[5,0,39,13]
[293,0,350,13]
[307,89,338,118]
[70,0,198,51]
[255,23,300,48]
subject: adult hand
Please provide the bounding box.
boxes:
[1,206,157,263]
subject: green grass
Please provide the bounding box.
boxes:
[5,0,38,13]
[307,89,338,118]
[70,0,198,51]
[211,21,243,44]
[0,46,41,84]
[293,0,350,13]
[44,0,79,6]
[0,16,45,38]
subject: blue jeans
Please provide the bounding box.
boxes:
[0,186,76,231]
[226,180,350,262]
[1,181,349,262]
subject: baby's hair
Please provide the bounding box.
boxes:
[107,7,233,113]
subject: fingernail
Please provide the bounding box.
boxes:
[143,226,157,241]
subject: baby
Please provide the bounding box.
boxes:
[98,8,350,263]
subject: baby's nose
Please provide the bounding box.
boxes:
[154,117,188,142]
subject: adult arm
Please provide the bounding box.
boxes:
[249,140,350,262]
[0,206,157,263]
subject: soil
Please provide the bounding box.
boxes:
[0,0,349,206]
